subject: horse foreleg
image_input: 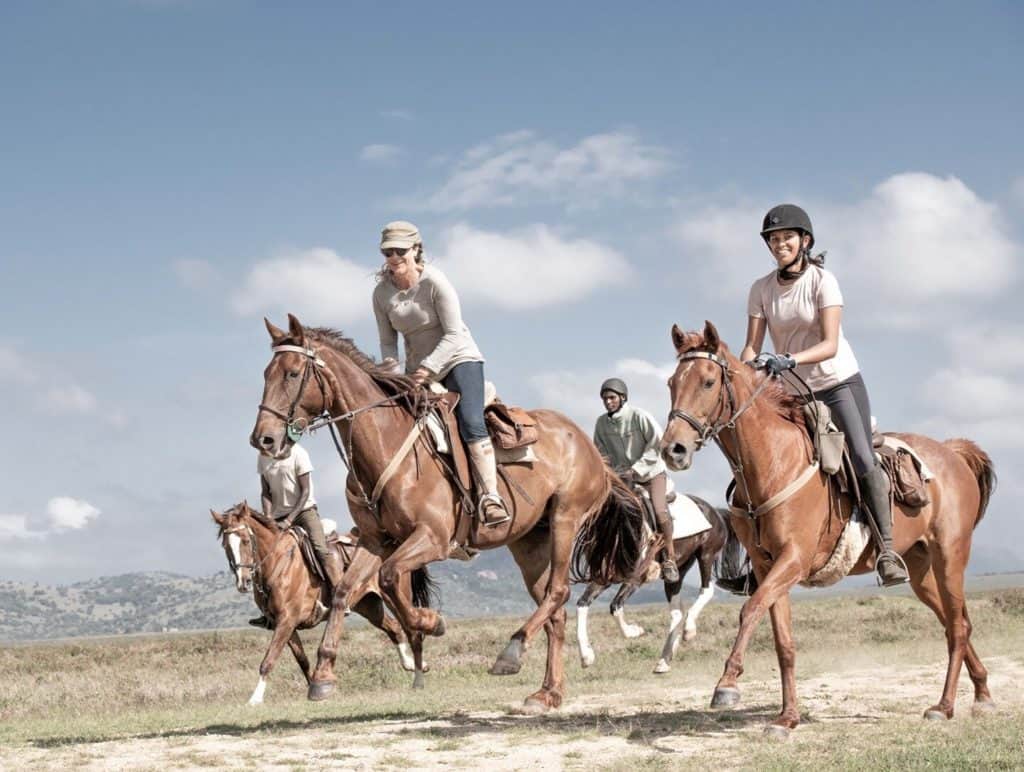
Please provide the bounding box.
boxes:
[711,552,802,710]
[287,630,312,684]
[411,632,426,690]
[610,582,645,639]
[684,552,717,641]
[575,581,608,668]
[249,618,297,706]
[766,594,799,736]
[654,583,686,674]
[308,544,382,701]
[378,525,448,637]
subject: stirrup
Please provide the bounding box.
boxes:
[478,493,511,528]
[875,550,910,587]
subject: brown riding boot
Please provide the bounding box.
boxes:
[468,439,511,527]
[657,514,680,583]
[859,466,909,587]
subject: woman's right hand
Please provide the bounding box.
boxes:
[381,357,401,374]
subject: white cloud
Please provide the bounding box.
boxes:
[0,514,36,542]
[47,497,100,531]
[0,344,39,384]
[359,144,403,163]
[172,258,220,290]
[673,173,1020,311]
[420,130,672,211]
[231,247,376,326]
[435,223,631,310]
[946,323,1024,373]
[44,384,98,415]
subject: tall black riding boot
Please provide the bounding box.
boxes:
[859,465,909,587]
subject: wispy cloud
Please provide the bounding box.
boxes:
[359,143,404,163]
[44,385,98,415]
[1,343,100,416]
[1,497,101,541]
[417,130,673,212]
[231,247,376,326]
[435,223,631,310]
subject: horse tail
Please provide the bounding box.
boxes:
[944,438,997,527]
[571,467,646,585]
[712,508,758,596]
[411,566,439,609]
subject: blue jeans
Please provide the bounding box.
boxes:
[442,361,488,443]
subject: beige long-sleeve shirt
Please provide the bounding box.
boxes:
[593,404,667,482]
[372,264,484,378]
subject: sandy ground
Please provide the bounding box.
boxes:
[5,655,1022,771]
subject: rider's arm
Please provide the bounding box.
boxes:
[260,475,273,519]
[373,290,400,364]
[280,473,310,527]
[791,305,841,366]
[739,315,766,363]
[630,412,664,481]
[418,270,468,378]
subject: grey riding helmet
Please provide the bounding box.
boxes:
[760,204,815,249]
[599,378,628,400]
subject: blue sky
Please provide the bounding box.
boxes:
[1,1,1022,582]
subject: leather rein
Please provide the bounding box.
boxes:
[667,350,818,522]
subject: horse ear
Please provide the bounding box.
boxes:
[210,508,224,525]
[671,324,687,352]
[703,320,721,352]
[265,318,286,344]
[287,313,306,346]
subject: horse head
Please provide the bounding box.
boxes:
[251,314,333,458]
[211,501,257,593]
[661,320,735,471]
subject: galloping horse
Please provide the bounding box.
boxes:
[211,501,431,703]
[575,496,733,675]
[656,321,996,736]
[250,315,641,711]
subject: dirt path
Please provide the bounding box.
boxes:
[7,655,1023,770]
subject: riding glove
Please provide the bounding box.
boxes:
[754,352,797,376]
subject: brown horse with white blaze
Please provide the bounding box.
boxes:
[659,321,996,737]
[211,501,429,703]
[250,314,641,712]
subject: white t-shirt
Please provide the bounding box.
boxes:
[746,265,859,392]
[257,443,317,517]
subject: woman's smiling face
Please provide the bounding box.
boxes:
[766,229,810,267]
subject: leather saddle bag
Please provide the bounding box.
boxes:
[484,401,539,450]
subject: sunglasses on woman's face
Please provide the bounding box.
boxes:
[382,247,412,258]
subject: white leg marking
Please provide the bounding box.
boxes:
[397,642,415,671]
[614,607,645,639]
[577,606,596,667]
[247,676,267,706]
[684,583,715,641]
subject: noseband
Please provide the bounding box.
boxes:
[667,351,738,449]
[221,523,257,574]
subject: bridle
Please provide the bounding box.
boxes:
[256,342,423,516]
[220,522,258,576]
[667,351,772,450]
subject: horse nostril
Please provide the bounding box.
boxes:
[672,443,687,456]
[260,435,274,447]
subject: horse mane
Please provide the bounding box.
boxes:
[715,344,807,429]
[214,501,277,538]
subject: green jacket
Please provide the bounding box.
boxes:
[593,403,667,482]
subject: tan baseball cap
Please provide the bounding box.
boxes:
[380,220,421,250]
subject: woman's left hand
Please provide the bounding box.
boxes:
[411,367,431,386]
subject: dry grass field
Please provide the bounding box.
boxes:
[1,585,1022,770]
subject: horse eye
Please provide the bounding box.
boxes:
[703,378,716,390]
[287,370,300,379]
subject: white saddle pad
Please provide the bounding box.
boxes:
[320,518,338,537]
[669,494,712,539]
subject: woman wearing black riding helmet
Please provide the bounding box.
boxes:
[740,204,908,586]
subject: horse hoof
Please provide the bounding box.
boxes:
[711,686,741,709]
[682,627,697,642]
[432,615,447,637]
[623,626,645,639]
[412,672,425,690]
[653,659,670,674]
[520,697,551,715]
[489,639,525,676]
[763,724,791,741]
[923,708,949,721]
[580,651,595,669]
[972,699,997,717]
[307,680,334,702]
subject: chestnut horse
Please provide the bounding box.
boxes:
[250,315,640,711]
[211,501,431,703]
[651,321,995,736]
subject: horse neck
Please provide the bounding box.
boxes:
[716,368,812,501]
[241,511,280,563]
[319,346,415,480]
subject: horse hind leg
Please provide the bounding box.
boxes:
[287,630,312,684]
[575,581,609,668]
[610,582,645,639]
[684,550,717,641]
[905,544,993,719]
[654,582,686,674]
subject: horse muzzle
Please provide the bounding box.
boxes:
[661,441,694,472]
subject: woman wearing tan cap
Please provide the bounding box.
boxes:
[372,221,510,527]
